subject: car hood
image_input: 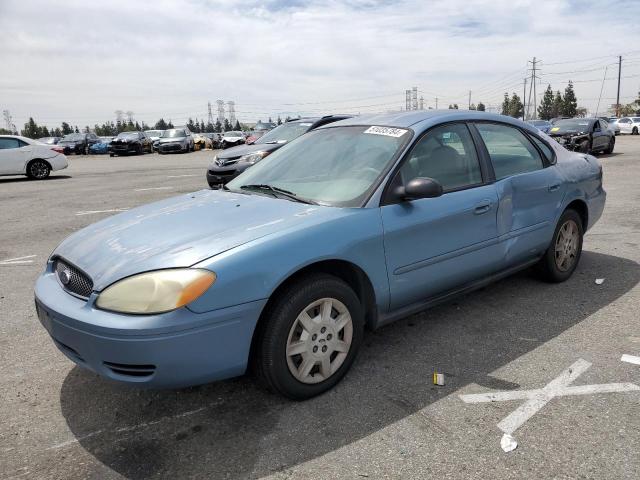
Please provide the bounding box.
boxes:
[52,189,340,291]
[216,142,281,159]
[549,128,588,136]
[58,139,81,145]
[158,137,187,143]
[223,136,243,141]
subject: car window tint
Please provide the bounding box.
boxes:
[399,123,482,191]
[0,138,20,149]
[475,123,544,180]
[531,136,553,162]
[593,121,601,131]
[599,120,608,131]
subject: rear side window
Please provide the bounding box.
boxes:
[530,136,553,163]
[475,123,544,180]
[0,138,20,149]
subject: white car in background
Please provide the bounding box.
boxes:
[616,117,640,135]
[0,135,68,180]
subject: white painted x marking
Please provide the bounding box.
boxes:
[460,359,639,434]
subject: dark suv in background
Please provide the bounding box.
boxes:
[206,115,351,187]
[57,132,101,155]
[548,118,615,154]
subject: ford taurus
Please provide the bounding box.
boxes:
[34,110,605,399]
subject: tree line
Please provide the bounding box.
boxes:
[11,116,247,139]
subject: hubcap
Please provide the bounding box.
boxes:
[30,162,47,178]
[554,220,579,272]
[285,298,353,384]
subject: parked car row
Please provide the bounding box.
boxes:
[607,116,640,135]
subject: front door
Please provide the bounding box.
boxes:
[381,122,501,310]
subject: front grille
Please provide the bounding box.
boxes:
[216,157,239,167]
[160,143,182,152]
[54,258,93,299]
[103,361,156,377]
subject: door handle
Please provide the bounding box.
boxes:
[548,184,560,192]
[473,200,492,215]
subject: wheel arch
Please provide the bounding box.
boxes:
[26,157,52,173]
[248,259,378,364]
[564,198,588,230]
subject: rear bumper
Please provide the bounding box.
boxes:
[34,269,266,388]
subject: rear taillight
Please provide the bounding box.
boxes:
[51,147,64,154]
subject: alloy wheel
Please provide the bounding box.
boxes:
[285,297,353,384]
[29,161,49,179]
[554,219,579,272]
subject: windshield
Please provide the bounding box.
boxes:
[552,119,592,131]
[145,130,162,137]
[256,122,312,144]
[223,131,242,137]
[61,133,84,141]
[227,125,412,207]
[117,132,139,139]
[162,129,186,138]
[528,120,549,127]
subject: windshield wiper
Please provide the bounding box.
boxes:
[239,184,317,205]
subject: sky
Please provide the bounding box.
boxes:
[1,0,639,130]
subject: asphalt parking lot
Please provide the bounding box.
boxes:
[1,140,639,480]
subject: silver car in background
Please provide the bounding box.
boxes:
[144,129,165,151]
[157,128,194,154]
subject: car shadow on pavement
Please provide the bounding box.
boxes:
[0,175,71,184]
[58,251,639,479]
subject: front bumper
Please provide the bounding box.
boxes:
[34,267,266,388]
[158,142,187,153]
[206,162,251,187]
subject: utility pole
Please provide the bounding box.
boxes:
[523,77,527,120]
[595,65,609,117]
[526,57,539,119]
[405,90,412,111]
[207,102,214,126]
[616,55,622,117]
[435,97,438,109]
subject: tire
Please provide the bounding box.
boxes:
[536,209,584,283]
[27,159,51,180]
[137,144,143,155]
[604,137,615,154]
[109,153,114,157]
[633,127,638,135]
[578,140,590,154]
[254,273,364,400]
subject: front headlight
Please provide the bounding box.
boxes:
[239,151,269,164]
[96,268,216,314]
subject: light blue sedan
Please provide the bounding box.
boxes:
[35,110,606,399]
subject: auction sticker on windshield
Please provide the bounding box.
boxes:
[364,126,408,137]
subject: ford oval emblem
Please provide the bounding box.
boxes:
[60,269,72,285]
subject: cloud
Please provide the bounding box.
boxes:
[0,0,638,129]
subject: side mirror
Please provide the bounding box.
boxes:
[395,177,443,201]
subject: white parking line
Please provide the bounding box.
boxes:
[460,358,640,440]
[0,255,36,265]
[166,174,197,178]
[135,186,173,191]
[75,208,128,216]
[621,354,640,366]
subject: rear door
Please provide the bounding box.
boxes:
[473,122,565,266]
[592,120,607,150]
[380,122,501,310]
[0,137,26,174]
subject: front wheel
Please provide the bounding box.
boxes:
[577,140,590,154]
[632,127,638,135]
[27,160,51,180]
[536,209,583,282]
[254,274,364,400]
[604,137,615,154]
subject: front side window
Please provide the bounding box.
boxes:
[228,125,411,207]
[0,138,20,149]
[475,123,544,180]
[397,123,482,191]
[530,136,553,163]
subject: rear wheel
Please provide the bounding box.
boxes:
[27,159,51,180]
[254,274,364,400]
[633,127,638,135]
[536,209,583,282]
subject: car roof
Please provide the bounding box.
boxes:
[318,110,539,132]
[0,134,33,143]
